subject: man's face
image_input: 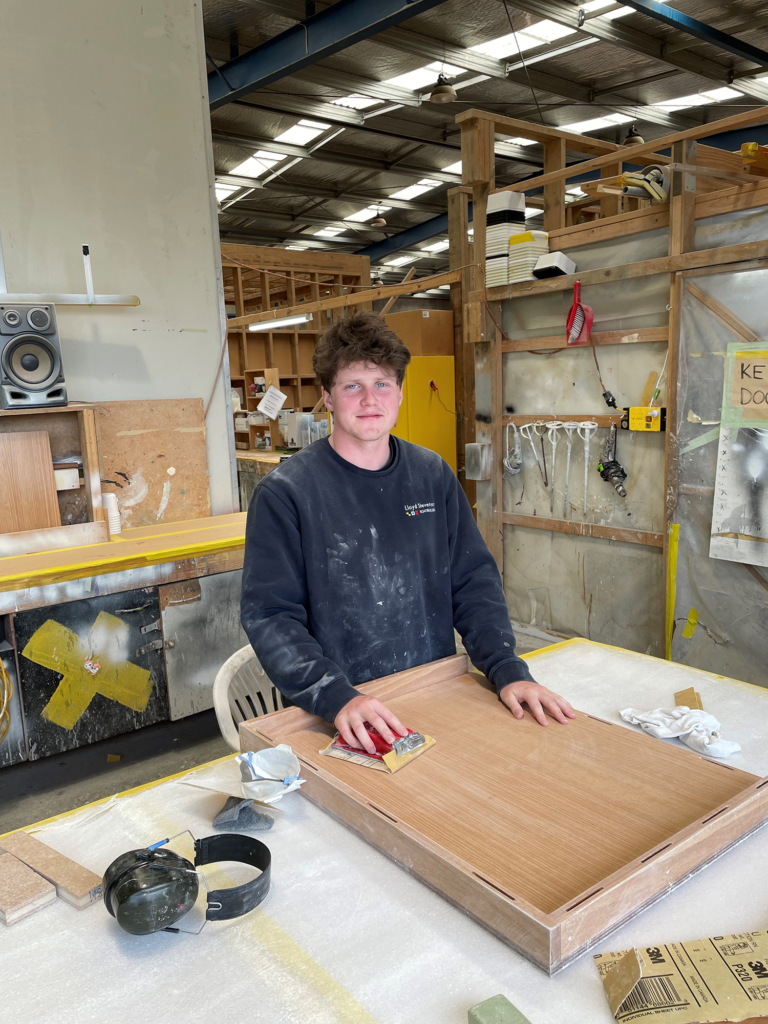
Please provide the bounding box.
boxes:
[323,361,403,444]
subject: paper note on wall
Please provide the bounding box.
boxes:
[709,343,768,568]
[257,385,287,420]
[595,931,768,1022]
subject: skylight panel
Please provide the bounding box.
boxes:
[332,95,380,110]
[389,178,442,201]
[422,240,450,252]
[344,206,392,223]
[562,113,631,133]
[501,137,538,147]
[384,255,417,266]
[471,32,537,59]
[285,245,308,250]
[314,226,344,237]
[274,119,331,146]
[442,160,463,174]
[386,68,438,90]
[425,61,466,77]
[231,151,284,177]
[653,93,710,111]
[215,183,240,201]
[700,87,742,101]
[524,19,575,43]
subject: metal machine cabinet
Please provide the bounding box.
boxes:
[391,356,457,472]
[14,588,169,760]
[159,570,247,721]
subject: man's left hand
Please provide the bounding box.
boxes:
[500,680,575,726]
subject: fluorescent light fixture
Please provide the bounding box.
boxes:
[344,205,392,222]
[390,178,442,201]
[285,245,308,250]
[525,207,543,217]
[442,160,462,174]
[332,94,379,110]
[384,255,417,267]
[231,151,285,177]
[422,239,450,252]
[215,183,240,201]
[274,119,331,146]
[249,314,310,331]
[314,226,344,237]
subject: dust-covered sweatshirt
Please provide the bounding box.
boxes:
[240,436,535,722]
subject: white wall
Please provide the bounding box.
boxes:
[0,0,237,513]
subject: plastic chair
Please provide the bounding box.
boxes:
[212,644,289,751]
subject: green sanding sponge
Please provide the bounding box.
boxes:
[468,994,532,1024]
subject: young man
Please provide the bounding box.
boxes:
[241,311,574,755]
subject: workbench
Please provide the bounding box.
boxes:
[2,640,766,1024]
[0,514,247,767]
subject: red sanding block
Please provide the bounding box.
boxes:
[321,724,435,774]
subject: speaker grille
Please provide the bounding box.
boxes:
[3,335,60,390]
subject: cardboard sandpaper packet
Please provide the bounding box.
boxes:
[595,932,768,1022]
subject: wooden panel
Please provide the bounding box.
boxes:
[0,512,245,594]
[0,432,61,534]
[0,521,108,558]
[240,655,768,974]
[95,399,210,528]
[502,413,624,427]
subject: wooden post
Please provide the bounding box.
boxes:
[600,162,622,220]
[232,266,246,376]
[78,408,106,524]
[543,139,566,233]
[669,140,697,256]
[448,187,475,506]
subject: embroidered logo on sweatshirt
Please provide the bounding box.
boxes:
[404,502,435,517]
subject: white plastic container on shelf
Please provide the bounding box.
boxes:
[102,492,122,536]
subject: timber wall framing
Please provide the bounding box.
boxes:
[452,105,768,654]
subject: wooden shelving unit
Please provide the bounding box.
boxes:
[222,244,371,450]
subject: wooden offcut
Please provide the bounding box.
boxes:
[240,655,768,974]
[0,431,61,535]
[0,831,102,908]
[0,852,57,925]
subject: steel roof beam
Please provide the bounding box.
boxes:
[618,0,768,69]
[503,0,768,102]
[207,0,451,110]
[217,174,447,213]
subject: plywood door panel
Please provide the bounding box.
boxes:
[0,432,61,534]
[240,655,768,973]
[95,399,210,528]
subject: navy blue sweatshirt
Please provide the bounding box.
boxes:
[240,436,534,723]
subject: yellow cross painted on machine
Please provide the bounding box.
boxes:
[22,612,153,730]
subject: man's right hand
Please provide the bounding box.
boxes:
[334,695,408,755]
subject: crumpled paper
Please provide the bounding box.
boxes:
[236,746,305,804]
[620,706,741,759]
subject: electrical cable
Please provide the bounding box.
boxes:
[429,379,456,415]
[501,0,545,126]
[0,656,13,746]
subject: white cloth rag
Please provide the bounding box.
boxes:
[236,745,305,804]
[620,706,741,759]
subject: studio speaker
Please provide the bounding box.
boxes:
[0,303,67,409]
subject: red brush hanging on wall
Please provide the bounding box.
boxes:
[566,281,593,346]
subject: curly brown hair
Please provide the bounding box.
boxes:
[313,310,411,392]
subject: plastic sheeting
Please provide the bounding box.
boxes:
[670,265,768,687]
[500,231,667,653]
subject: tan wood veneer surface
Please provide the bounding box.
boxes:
[286,673,756,914]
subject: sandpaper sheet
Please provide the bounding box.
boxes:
[596,932,768,1022]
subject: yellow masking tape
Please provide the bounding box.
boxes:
[666,523,680,660]
[681,607,700,639]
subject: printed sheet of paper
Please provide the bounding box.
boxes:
[710,345,768,568]
[595,932,768,1022]
[257,385,287,420]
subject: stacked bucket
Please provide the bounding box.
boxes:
[508,230,550,283]
[485,192,526,288]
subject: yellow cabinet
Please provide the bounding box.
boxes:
[392,356,457,473]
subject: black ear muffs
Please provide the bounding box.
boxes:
[102,834,271,935]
